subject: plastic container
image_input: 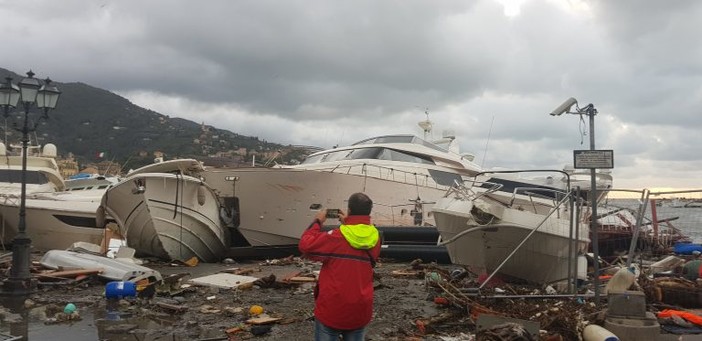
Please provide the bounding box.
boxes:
[605,267,635,294]
[105,281,137,299]
[63,303,76,314]
[583,324,619,341]
[249,305,264,315]
[577,255,588,280]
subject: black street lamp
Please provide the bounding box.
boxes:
[0,70,61,295]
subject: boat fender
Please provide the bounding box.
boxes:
[197,184,207,206]
[96,206,106,227]
[583,324,619,341]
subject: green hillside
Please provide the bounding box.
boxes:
[0,68,300,170]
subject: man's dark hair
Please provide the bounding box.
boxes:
[348,192,373,216]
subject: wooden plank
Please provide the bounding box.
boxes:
[281,271,302,282]
[219,267,258,276]
[391,270,421,277]
[288,276,316,283]
[189,273,259,289]
[246,316,282,325]
[155,301,188,313]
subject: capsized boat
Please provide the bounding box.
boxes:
[40,249,162,283]
[431,174,594,284]
[99,159,228,262]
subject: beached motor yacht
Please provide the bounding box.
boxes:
[0,143,109,250]
[99,159,229,262]
[0,143,63,195]
[202,116,491,248]
[429,162,615,284]
[64,173,121,195]
[431,174,593,284]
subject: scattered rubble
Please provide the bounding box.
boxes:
[2,249,702,340]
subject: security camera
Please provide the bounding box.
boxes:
[549,97,578,116]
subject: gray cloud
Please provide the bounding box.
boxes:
[2,0,700,190]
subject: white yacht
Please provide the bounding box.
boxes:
[0,143,108,250]
[99,159,229,263]
[64,173,121,196]
[431,175,592,284]
[202,118,489,247]
[428,150,614,284]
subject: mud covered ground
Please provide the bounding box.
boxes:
[0,254,605,340]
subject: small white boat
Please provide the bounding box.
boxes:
[40,249,162,282]
[100,159,228,262]
[432,176,591,284]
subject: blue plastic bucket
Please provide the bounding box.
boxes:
[105,281,137,299]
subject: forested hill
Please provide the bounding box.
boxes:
[0,68,301,169]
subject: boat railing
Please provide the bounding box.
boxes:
[444,178,503,202]
[0,193,21,206]
[510,187,570,216]
[318,163,450,190]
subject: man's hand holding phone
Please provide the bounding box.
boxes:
[314,208,346,225]
[325,209,341,219]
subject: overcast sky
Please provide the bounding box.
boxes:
[2,0,700,192]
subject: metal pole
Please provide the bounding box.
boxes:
[626,189,650,268]
[587,105,601,303]
[4,103,36,295]
[567,188,575,294]
[574,187,582,297]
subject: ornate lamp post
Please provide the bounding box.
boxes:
[0,71,61,295]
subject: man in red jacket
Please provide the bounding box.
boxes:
[299,192,381,341]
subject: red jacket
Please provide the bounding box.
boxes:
[299,216,381,330]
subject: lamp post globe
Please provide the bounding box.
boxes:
[0,70,61,296]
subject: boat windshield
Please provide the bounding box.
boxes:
[301,147,434,165]
[0,169,51,185]
[352,135,447,153]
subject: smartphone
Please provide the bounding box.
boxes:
[325,208,341,219]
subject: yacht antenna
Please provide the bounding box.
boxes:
[119,155,134,175]
[417,108,433,140]
[481,115,495,167]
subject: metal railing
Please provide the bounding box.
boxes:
[311,162,458,190]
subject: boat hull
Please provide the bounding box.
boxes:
[0,195,105,251]
[432,196,589,284]
[102,174,227,262]
[203,167,448,246]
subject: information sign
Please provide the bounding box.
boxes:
[573,150,614,169]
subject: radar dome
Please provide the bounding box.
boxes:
[42,144,57,157]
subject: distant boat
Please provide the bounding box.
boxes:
[99,159,228,262]
[661,199,702,208]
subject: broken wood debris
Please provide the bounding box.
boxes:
[219,266,260,276]
[246,315,283,325]
[154,301,189,313]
